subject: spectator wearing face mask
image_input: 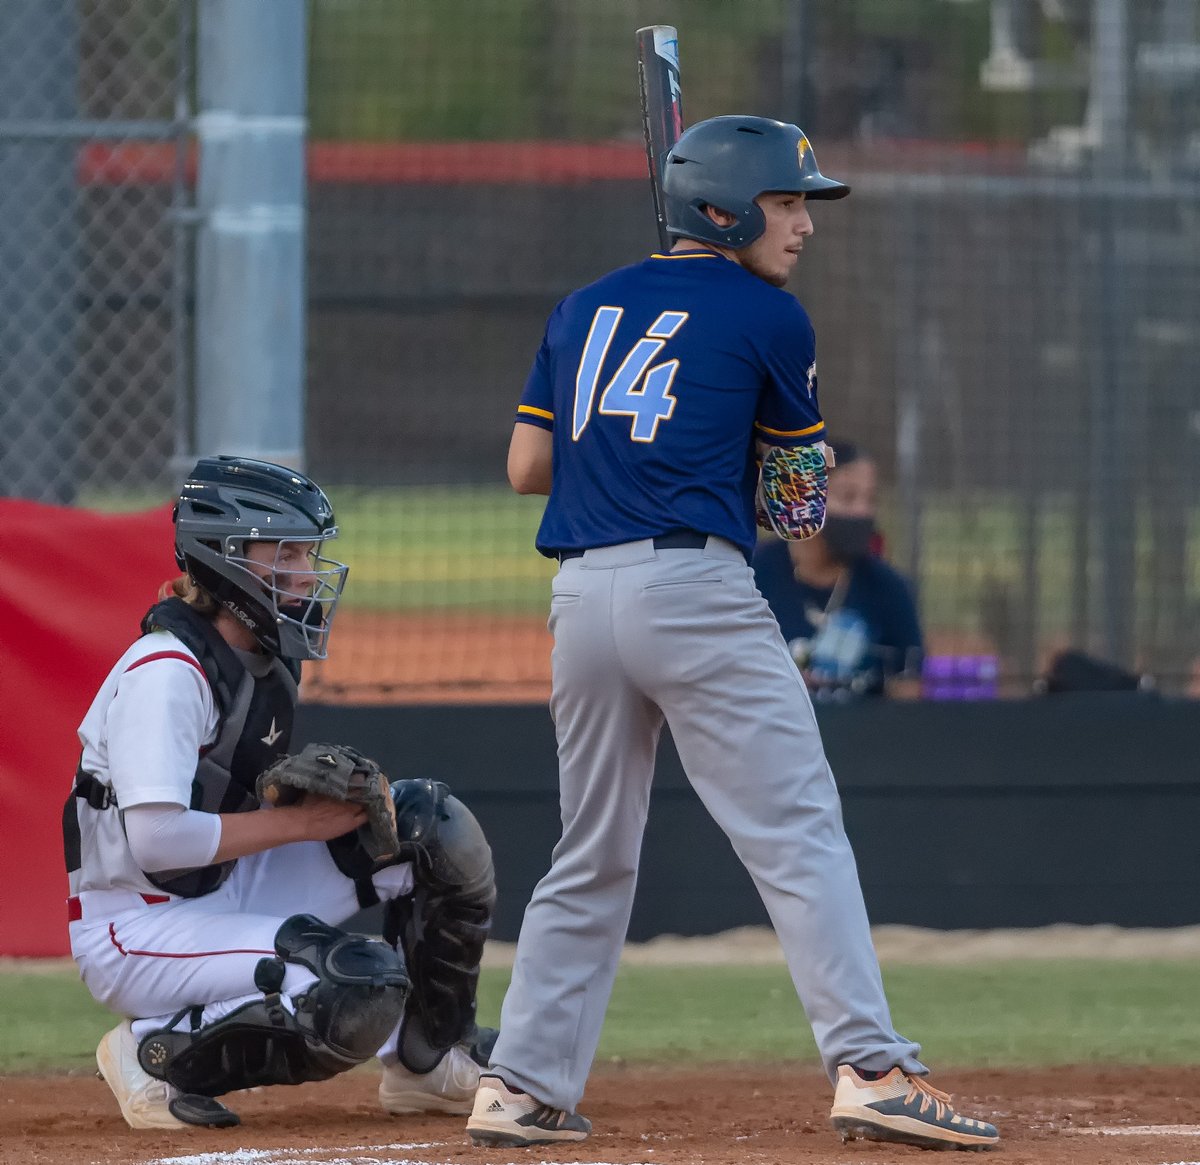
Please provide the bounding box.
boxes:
[752,441,924,699]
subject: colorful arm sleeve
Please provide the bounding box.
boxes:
[756,444,829,541]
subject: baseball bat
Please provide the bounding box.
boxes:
[636,24,684,252]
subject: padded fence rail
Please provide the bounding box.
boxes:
[301,697,1200,943]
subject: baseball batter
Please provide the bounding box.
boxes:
[466,117,999,1151]
[65,456,496,1130]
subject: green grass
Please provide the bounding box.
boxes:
[327,485,554,612]
[6,958,1199,1074]
[305,1,792,142]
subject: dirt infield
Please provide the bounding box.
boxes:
[9,932,1200,1164]
[5,1064,1200,1165]
[301,611,553,704]
[299,612,1008,704]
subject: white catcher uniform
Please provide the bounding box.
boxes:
[67,632,414,1049]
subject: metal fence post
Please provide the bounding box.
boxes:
[194,0,307,470]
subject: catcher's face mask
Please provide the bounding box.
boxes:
[228,536,349,660]
[174,455,349,661]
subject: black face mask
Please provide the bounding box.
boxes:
[821,515,876,564]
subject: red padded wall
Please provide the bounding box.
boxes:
[0,500,175,955]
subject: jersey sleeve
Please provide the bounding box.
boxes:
[123,803,222,872]
[754,296,826,448]
[514,311,558,432]
[105,646,215,810]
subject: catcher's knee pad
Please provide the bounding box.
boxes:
[138,914,410,1096]
[389,778,495,899]
[383,780,496,1073]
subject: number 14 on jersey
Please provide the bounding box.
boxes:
[572,307,688,442]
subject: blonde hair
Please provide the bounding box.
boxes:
[160,574,221,617]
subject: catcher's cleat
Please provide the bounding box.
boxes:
[379,1044,480,1115]
[96,1021,239,1129]
[829,1065,999,1151]
[167,1093,242,1128]
[465,1074,591,1146]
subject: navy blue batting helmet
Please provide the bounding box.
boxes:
[662,115,849,249]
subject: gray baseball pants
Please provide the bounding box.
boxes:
[490,535,925,1112]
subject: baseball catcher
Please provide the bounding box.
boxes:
[63,456,497,1131]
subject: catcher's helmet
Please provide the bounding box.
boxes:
[174,456,348,660]
[663,115,849,249]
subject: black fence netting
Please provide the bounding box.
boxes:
[3,1,1197,699]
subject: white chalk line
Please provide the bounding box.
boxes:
[141,1146,436,1165]
[138,1144,655,1165]
[1074,1125,1200,1137]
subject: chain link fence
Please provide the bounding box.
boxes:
[2,0,1199,698]
[0,0,191,504]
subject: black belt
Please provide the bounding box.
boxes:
[557,530,710,563]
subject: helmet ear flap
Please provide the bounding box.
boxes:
[668,193,765,250]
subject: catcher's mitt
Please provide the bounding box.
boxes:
[257,742,400,865]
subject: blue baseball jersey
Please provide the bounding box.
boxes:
[516,251,826,559]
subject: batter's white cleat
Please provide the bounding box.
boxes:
[829,1064,999,1151]
[379,1044,481,1115]
[96,1020,239,1130]
[466,1074,591,1146]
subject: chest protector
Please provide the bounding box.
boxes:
[66,598,300,898]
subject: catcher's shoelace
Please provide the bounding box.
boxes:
[904,1075,954,1120]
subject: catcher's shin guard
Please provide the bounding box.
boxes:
[383,780,497,1073]
[137,914,410,1096]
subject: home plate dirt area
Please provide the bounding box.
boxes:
[4,1064,1200,1165]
